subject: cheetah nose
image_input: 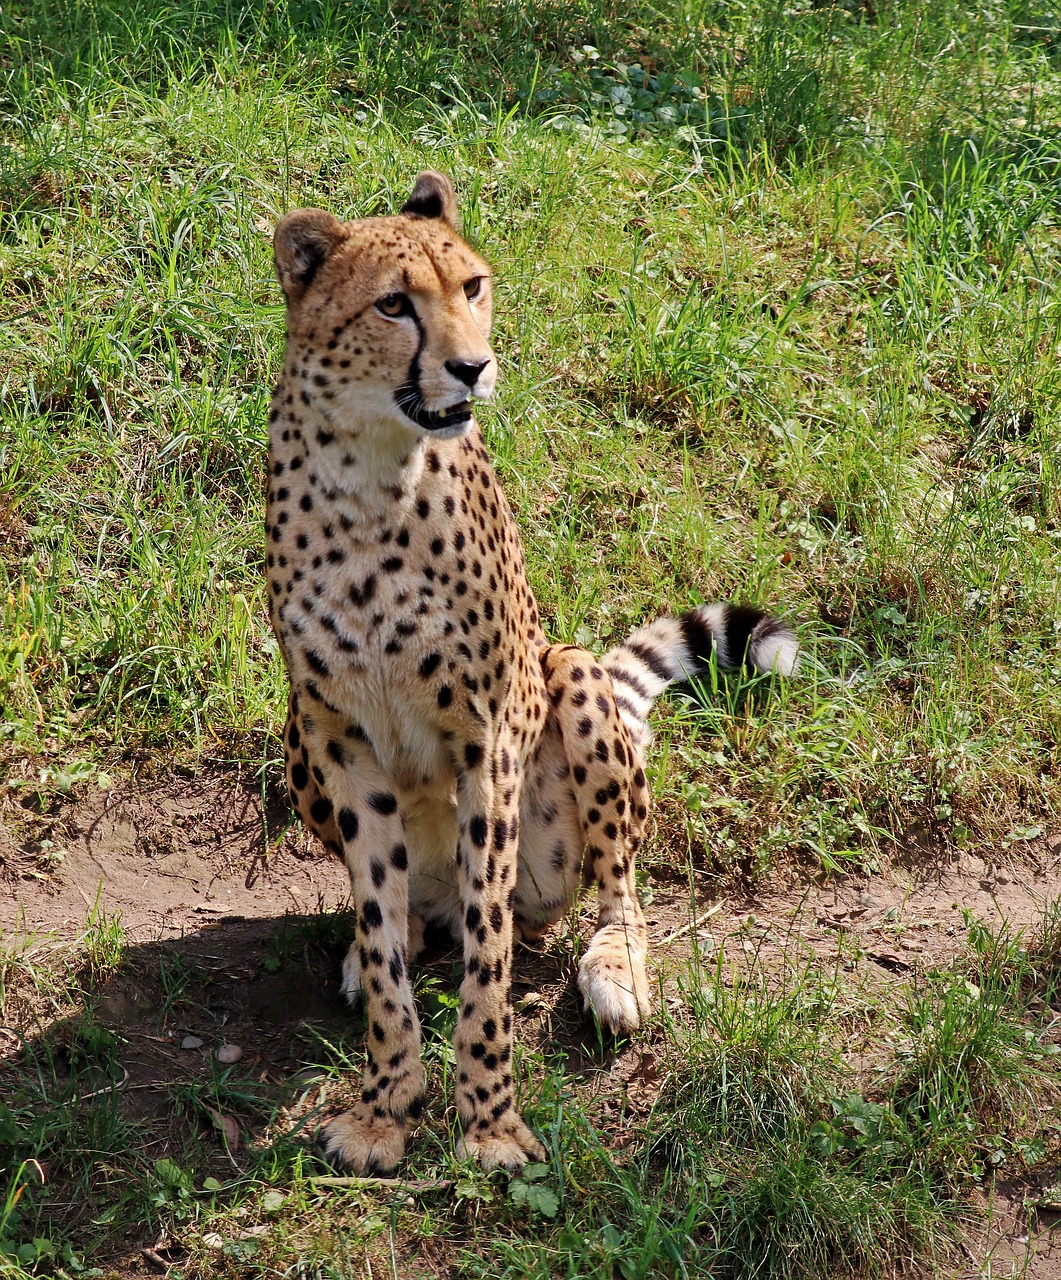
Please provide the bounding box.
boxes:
[445,358,489,389]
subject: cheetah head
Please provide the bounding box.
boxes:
[274,172,495,442]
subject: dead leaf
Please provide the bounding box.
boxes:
[631,1051,660,1087]
[206,1107,240,1152]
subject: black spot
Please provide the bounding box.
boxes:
[291,762,309,790]
[339,807,359,841]
[369,791,398,815]
[310,797,333,824]
[437,685,453,708]
[470,816,488,847]
[305,650,330,676]
[389,843,408,870]
[361,900,383,930]
[419,652,441,678]
[370,859,386,888]
[349,576,377,607]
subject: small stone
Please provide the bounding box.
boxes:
[180,1035,204,1050]
[217,1043,243,1064]
[858,893,880,908]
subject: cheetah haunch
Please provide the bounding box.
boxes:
[266,172,797,1174]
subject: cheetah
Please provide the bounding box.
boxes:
[266,171,798,1175]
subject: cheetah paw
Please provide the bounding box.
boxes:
[577,932,650,1034]
[321,1106,407,1174]
[457,1116,545,1172]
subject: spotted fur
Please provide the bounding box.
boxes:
[265,172,797,1175]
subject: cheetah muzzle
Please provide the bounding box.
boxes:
[265,170,798,1174]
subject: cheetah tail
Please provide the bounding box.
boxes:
[601,603,798,745]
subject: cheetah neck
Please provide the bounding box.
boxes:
[292,397,433,526]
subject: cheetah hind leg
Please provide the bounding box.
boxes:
[341,914,427,1003]
[541,646,652,1035]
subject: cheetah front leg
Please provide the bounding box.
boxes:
[294,713,426,1174]
[453,730,546,1171]
[340,913,426,1004]
[543,647,652,1034]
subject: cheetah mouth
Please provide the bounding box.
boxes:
[394,384,474,433]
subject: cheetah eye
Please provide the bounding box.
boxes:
[376,292,412,318]
[463,277,484,301]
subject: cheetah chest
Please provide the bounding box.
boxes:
[276,520,519,781]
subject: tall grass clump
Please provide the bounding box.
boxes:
[644,956,953,1278]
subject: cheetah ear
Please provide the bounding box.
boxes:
[400,171,458,224]
[274,209,347,304]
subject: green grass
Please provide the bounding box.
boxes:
[3,0,1061,1273]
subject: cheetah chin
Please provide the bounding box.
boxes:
[264,170,798,1175]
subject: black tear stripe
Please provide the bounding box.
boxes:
[393,312,474,434]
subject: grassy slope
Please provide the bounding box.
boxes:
[2,0,1061,1275]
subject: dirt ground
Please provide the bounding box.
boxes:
[2,770,1060,1278]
